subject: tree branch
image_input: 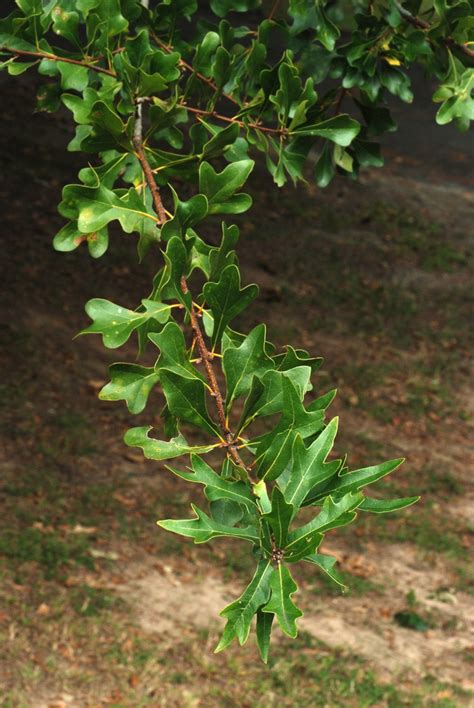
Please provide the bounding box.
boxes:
[180,103,288,136]
[0,46,117,76]
[132,110,252,478]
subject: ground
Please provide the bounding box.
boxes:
[0,73,473,707]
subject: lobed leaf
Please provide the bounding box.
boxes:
[99,363,159,414]
[81,298,171,348]
[215,559,273,651]
[203,265,259,348]
[124,426,216,461]
[168,455,257,512]
[158,503,259,544]
[262,564,303,638]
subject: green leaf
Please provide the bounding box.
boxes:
[60,183,157,235]
[167,455,257,512]
[88,101,126,137]
[78,153,130,188]
[283,418,340,511]
[149,321,204,381]
[308,388,337,412]
[51,7,79,42]
[203,265,258,348]
[315,142,335,187]
[359,496,419,513]
[209,223,239,281]
[57,61,89,91]
[99,363,159,414]
[286,493,363,561]
[210,0,259,17]
[210,499,244,526]
[239,367,312,429]
[87,0,128,36]
[352,140,384,168]
[223,324,275,408]
[194,31,220,76]
[161,237,192,309]
[158,503,259,544]
[124,426,216,461]
[274,345,323,373]
[212,45,231,88]
[293,114,361,147]
[256,609,274,664]
[254,377,325,481]
[160,370,220,436]
[270,62,309,124]
[262,487,294,549]
[319,458,404,498]
[5,59,37,75]
[215,560,273,652]
[303,553,346,588]
[262,564,302,638]
[52,221,109,258]
[81,298,171,348]
[314,4,340,50]
[253,479,272,514]
[201,123,241,159]
[199,160,254,214]
[161,191,208,241]
[356,101,397,136]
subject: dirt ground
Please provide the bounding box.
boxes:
[0,73,473,707]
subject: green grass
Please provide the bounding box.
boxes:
[71,585,123,617]
[0,527,94,580]
[38,410,97,460]
[354,504,470,561]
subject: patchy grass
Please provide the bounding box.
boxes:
[353,504,471,564]
[0,578,470,707]
[0,527,94,581]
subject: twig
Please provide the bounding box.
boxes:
[332,88,346,116]
[153,34,241,107]
[180,103,288,136]
[0,46,117,76]
[179,278,250,474]
[132,106,253,479]
[268,0,283,21]
[132,138,167,224]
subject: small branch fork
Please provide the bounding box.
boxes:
[132,121,253,480]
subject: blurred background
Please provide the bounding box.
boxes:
[0,60,473,706]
